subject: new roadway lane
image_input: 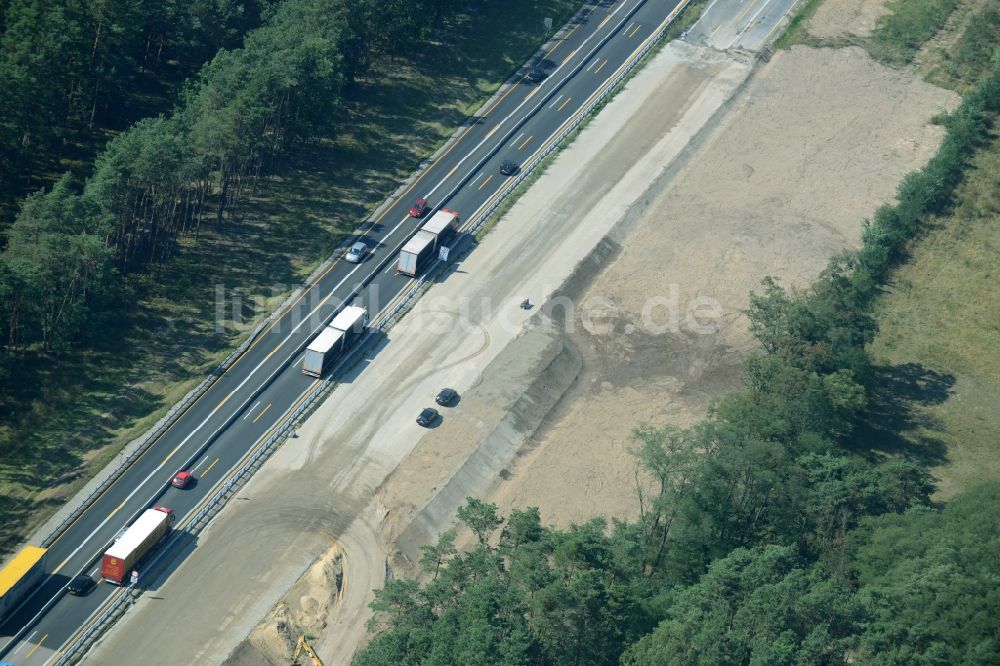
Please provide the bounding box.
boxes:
[0,0,687,661]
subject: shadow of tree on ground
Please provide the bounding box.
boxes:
[847,362,955,469]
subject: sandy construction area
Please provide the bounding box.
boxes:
[483,44,957,529]
[807,0,892,39]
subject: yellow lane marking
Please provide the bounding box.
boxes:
[557,97,573,112]
[524,86,540,102]
[162,442,183,465]
[54,556,71,575]
[55,591,124,660]
[252,403,272,424]
[594,59,608,75]
[107,499,128,520]
[599,15,611,28]
[48,364,210,548]
[485,124,501,139]
[444,163,460,180]
[26,634,47,658]
[215,390,235,410]
[518,135,533,150]
[478,174,494,190]
[201,458,220,477]
[177,385,317,532]
[628,23,642,38]
[736,0,759,23]
[544,23,580,59]
[564,47,580,64]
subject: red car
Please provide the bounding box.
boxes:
[408,198,428,218]
[171,470,193,488]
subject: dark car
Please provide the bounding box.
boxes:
[435,388,458,406]
[171,470,194,489]
[416,407,439,427]
[500,160,518,176]
[409,198,429,218]
[67,575,96,596]
[526,67,545,83]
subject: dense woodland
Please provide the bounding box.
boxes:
[352,59,1000,665]
[0,0,462,384]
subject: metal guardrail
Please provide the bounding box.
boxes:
[467,0,693,239]
[51,2,695,662]
[40,298,282,550]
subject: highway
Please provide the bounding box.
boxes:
[0,0,687,662]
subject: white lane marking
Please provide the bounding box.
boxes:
[242,401,261,420]
[549,93,564,109]
[690,0,726,33]
[508,132,524,148]
[49,253,369,572]
[728,0,775,48]
[419,0,636,202]
[9,631,36,656]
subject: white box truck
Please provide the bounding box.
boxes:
[397,208,459,276]
[101,506,175,584]
[302,305,369,377]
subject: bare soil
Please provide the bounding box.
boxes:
[486,44,957,528]
[807,0,893,38]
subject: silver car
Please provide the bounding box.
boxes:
[345,241,367,263]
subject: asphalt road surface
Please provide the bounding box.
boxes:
[0,0,689,662]
[687,0,798,50]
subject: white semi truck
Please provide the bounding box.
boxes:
[397,208,459,276]
[301,305,369,377]
[101,506,175,585]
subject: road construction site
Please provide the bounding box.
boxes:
[88,0,958,663]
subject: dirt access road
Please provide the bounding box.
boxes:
[89,6,956,666]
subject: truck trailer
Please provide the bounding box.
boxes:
[0,545,48,620]
[397,208,459,276]
[301,305,369,377]
[101,506,175,585]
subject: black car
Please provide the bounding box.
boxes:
[526,67,545,83]
[500,160,518,176]
[416,407,439,427]
[67,575,96,596]
[435,388,459,406]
